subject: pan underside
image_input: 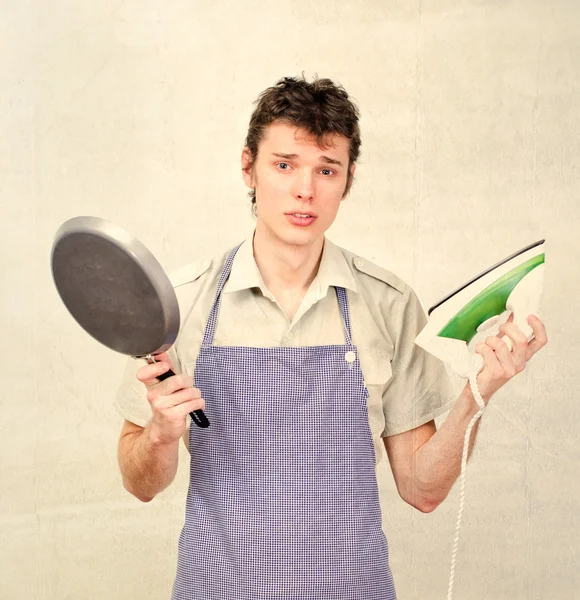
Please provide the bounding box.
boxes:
[52,232,174,356]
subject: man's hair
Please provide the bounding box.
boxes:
[244,73,361,214]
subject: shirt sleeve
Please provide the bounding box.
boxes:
[381,283,457,437]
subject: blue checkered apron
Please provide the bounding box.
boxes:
[171,245,396,599]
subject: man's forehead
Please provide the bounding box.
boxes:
[261,122,349,152]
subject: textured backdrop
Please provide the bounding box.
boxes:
[1,1,579,598]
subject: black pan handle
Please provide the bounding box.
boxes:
[157,368,210,429]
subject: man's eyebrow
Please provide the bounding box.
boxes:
[271,152,344,167]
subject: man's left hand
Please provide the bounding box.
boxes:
[472,314,548,402]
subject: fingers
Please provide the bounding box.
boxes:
[136,352,177,387]
[155,351,173,366]
[136,360,172,386]
[477,314,548,376]
[148,386,205,413]
[525,315,548,358]
[143,371,195,399]
[498,315,548,361]
[497,322,528,370]
[146,383,205,446]
[137,357,200,410]
[472,314,547,401]
[481,336,520,378]
[145,371,205,423]
[475,342,511,379]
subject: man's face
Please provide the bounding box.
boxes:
[242,121,355,248]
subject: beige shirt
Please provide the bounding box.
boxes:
[115,233,456,464]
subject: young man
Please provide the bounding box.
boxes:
[115,75,547,599]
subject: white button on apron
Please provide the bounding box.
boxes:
[345,351,356,363]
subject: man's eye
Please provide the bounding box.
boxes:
[276,163,334,175]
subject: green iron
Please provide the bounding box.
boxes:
[415,240,546,378]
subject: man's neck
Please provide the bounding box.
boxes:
[252,223,324,295]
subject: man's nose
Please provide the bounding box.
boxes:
[293,170,315,201]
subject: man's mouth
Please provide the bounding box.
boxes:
[285,212,317,226]
[286,211,316,218]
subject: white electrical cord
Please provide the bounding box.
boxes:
[446,368,486,600]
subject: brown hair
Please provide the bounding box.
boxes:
[244,73,361,214]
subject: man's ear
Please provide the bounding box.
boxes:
[241,147,255,188]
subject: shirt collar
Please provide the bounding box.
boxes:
[223,231,358,296]
[223,231,266,295]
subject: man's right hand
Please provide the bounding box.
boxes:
[136,352,205,446]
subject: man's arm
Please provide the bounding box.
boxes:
[384,314,547,513]
[117,353,205,502]
[383,384,481,513]
[118,419,180,503]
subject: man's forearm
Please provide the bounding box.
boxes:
[413,384,486,511]
[118,423,180,502]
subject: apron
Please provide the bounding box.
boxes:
[171,245,396,600]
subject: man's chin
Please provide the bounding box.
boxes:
[279,224,324,247]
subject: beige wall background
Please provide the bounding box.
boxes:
[2,1,579,598]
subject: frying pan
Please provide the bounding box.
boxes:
[50,216,210,429]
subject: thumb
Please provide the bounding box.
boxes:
[497,311,514,339]
[152,351,175,374]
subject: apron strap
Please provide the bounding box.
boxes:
[201,243,242,347]
[335,286,353,346]
[202,243,354,347]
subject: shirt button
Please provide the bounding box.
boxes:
[287,331,293,339]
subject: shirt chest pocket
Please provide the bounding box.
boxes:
[359,348,393,439]
[360,348,393,388]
